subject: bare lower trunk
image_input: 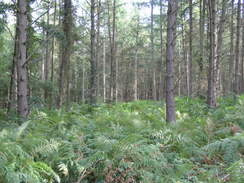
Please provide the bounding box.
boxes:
[103,40,106,102]
[166,0,177,123]
[198,0,205,94]
[234,0,241,94]
[229,0,235,93]
[215,0,227,97]
[207,0,217,107]
[16,0,29,118]
[89,0,97,104]
[8,28,18,113]
[241,0,244,93]
[58,0,72,108]
[188,0,193,96]
[44,5,50,103]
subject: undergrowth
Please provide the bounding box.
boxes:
[0,97,244,183]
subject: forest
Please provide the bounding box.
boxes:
[0,0,244,182]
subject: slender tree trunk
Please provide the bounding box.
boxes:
[229,0,235,93]
[241,0,244,93]
[215,0,227,97]
[82,59,85,103]
[207,0,217,107]
[112,0,117,102]
[58,0,72,108]
[150,0,156,100]
[166,0,177,123]
[16,0,29,118]
[44,4,50,103]
[50,0,57,107]
[89,0,97,104]
[133,15,139,101]
[8,27,18,113]
[103,40,106,102]
[188,0,193,96]
[159,0,164,100]
[95,0,101,100]
[234,0,241,94]
[198,0,206,94]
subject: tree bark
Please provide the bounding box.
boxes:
[229,0,235,93]
[150,0,156,100]
[44,4,50,103]
[188,0,193,96]
[234,0,241,94]
[166,0,177,123]
[215,0,227,97]
[159,0,164,100]
[207,0,217,107]
[16,0,29,118]
[58,0,73,108]
[198,0,206,94]
[241,0,244,93]
[8,27,18,113]
[89,0,97,104]
[103,40,106,102]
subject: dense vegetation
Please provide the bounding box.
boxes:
[1,97,243,183]
[1,0,244,182]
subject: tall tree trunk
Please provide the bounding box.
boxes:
[166,0,177,123]
[89,0,97,104]
[112,0,117,102]
[150,0,156,100]
[58,0,72,108]
[229,0,235,93]
[188,0,193,96]
[8,27,18,113]
[16,0,29,118]
[241,0,244,93]
[44,4,50,103]
[159,0,164,100]
[234,0,241,94]
[198,0,206,94]
[96,0,101,100]
[134,15,139,101]
[50,0,57,108]
[215,0,227,97]
[207,0,217,107]
[103,40,106,102]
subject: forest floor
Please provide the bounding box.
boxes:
[0,97,244,183]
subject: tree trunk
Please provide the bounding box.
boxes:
[215,0,227,97]
[103,40,106,102]
[50,0,57,108]
[44,4,50,103]
[234,0,241,94]
[58,0,72,108]
[207,0,217,107]
[150,0,156,100]
[8,27,18,113]
[198,0,206,94]
[112,0,117,102]
[229,0,235,93]
[166,0,177,123]
[188,0,193,96]
[241,0,244,93]
[96,0,101,100]
[16,0,29,118]
[159,0,164,100]
[89,0,97,104]
[133,15,140,101]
